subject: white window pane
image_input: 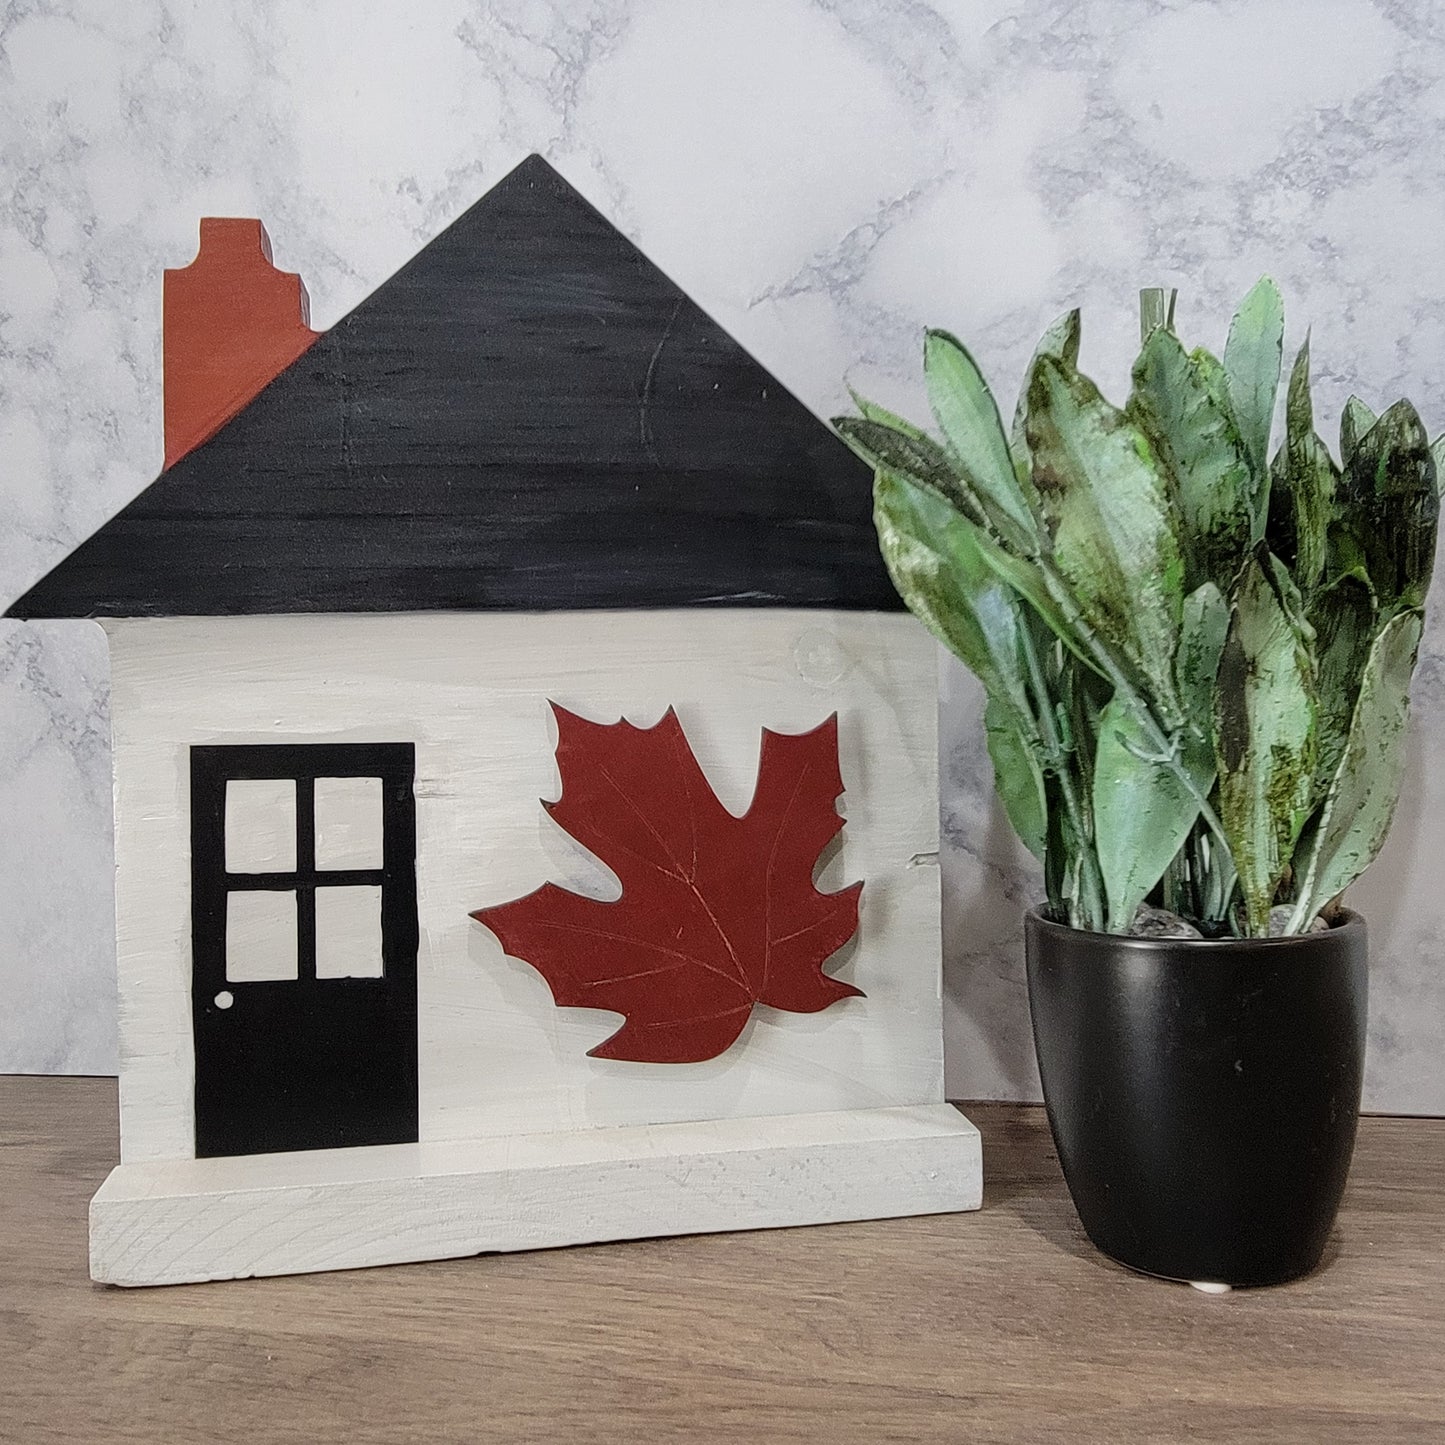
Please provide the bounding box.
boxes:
[225,779,296,873]
[226,891,298,982]
[315,885,384,979]
[314,777,384,870]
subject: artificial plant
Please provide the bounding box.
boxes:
[836,282,1440,937]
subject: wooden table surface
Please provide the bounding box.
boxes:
[3,1078,1442,1444]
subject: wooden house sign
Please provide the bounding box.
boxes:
[8,155,981,1285]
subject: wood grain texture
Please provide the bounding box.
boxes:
[89,1103,982,1286]
[4,1078,1443,1444]
[6,154,896,621]
[105,610,942,1165]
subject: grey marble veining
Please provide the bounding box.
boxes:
[2,0,1441,1109]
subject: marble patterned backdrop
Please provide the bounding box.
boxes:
[2,0,1443,1110]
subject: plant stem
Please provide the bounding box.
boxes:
[1018,623,1105,930]
[1200,833,1238,926]
[1285,865,1320,934]
[1161,847,1187,917]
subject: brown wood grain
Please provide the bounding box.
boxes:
[2,1077,1442,1444]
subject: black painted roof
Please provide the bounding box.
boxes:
[7,155,898,620]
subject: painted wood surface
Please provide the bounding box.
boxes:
[7,154,894,621]
[162,218,319,468]
[471,707,863,1064]
[88,1102,981,1286]
[190,742,419,1158]
[104,609,941,1164]
[10,1081,1445,1440]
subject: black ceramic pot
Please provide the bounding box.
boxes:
[1025,907,1368,1287]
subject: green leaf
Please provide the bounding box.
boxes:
[984,695,1047,861]
[865,451,1106,684]
[968,533,1108,681]
[834,416,982,524]
[1011,309,1081,473]
[1431,435,1445,499]
[1322,516,1371,592]
[1223,277,1284,493]
[1337,399,1439,615]
[1340,396,1377,465]
[1213,554,1318,935]
[1138,287,1177,338]
[1308,575,1377,801]
[847,388,929,443]
[1025,350,1186,718]
[1092,696,1202,933]
[874,471,1085,881]
[1128,329,1257,590]
[1266,339,1338,593]
[1059,653,1110,874]
[1288,609,1424,930]
[924,329,1041,556]
[1175,581,1229,790]
[872,471,1037,729]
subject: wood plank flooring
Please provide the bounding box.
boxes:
[3,1078,1441,1443]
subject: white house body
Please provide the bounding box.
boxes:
[10,157,981,1285]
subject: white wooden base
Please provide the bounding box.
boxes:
[89,1105,981,1287]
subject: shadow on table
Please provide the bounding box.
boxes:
[971,1106,1113,1272]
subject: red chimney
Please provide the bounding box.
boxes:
[163,218,321,468]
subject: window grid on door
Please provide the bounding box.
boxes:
[223,774,387,982]
[190,743,415,993]
[189,741,419,1159]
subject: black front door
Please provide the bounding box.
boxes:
[190,743,419,1157]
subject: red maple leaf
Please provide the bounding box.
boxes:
[470,705,864,1063]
